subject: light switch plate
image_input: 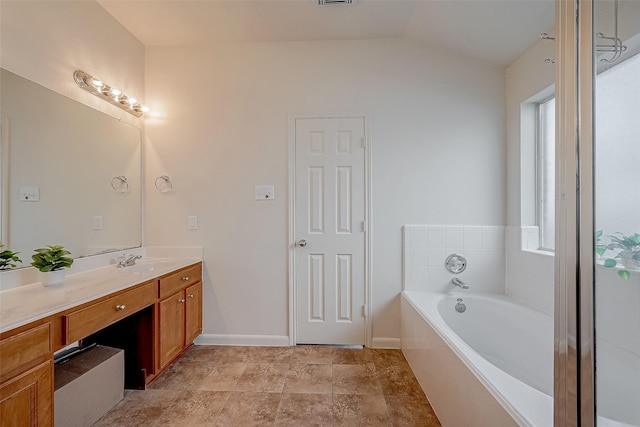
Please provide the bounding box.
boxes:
[255,185,275,201]
[92,216,103,230]
[20,186,40,202]
[188,215,198,230]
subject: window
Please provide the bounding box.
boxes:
[535,51,640,252]
[537,97,555,251]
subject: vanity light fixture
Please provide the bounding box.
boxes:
[73,70,149,117]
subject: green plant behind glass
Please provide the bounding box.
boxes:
[597,231,640,280]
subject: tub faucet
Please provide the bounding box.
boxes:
[451,277,469,289]
[117,254,142,268]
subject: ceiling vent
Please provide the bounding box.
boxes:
[317,0,355,6]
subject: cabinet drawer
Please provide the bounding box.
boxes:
[63,281,156,344]
[0,323,51,378]
[158,263,202,299]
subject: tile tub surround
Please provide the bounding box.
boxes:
[93,345,441,426]
[403,225,506,293]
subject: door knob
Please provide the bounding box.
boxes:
[298,239,307,247]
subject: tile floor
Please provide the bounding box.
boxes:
[93,345,442,426]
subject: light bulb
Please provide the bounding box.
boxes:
[141,105,150,113]
[91,78,104,89]
[127,97,137,105]
[110,88,122,98]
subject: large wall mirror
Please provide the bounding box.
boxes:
[0,68,142,268]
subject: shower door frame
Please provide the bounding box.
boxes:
[554,0,596,426]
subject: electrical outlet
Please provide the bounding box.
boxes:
[20,187,40,202]
[255,185,275,201]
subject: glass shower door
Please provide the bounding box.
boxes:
[593,0,640,425]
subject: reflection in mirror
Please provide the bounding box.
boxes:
[0,68,142,268]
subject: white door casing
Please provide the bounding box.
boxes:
[292,117,367,345]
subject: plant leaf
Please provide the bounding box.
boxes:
[618,270,631,280]
[604,258,617,268]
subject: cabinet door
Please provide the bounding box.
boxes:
[185,282,202,345]
[159,292,185,369]
[0,360,53,427]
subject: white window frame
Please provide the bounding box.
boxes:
[536,96,556,252]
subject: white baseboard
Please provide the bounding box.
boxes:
[194,334,290,347]
[194,334,399,349]
[371,337,401,349]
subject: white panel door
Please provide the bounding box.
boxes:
[295,117,366,345]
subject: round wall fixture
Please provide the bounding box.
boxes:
[111,176,129,193]
[155,175,173,193]
[445,253,467,274]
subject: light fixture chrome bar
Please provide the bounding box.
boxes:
[73,70,147,117]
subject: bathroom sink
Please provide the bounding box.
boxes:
[116,259,175,275]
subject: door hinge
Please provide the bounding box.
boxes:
[361,220,367,232]
[361,137,367,148]
[362,304,368,318]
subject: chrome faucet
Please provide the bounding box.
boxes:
[116,254,142,268]
[451,277,470,289]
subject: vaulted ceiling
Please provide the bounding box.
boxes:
[99,0,555,67]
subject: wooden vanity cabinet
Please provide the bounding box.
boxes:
[0,321,54,427]
[158,265,202,370]
[0,260,202,424]
[0,360,53,427]
[185,282,203,345]
[158,291,185,368]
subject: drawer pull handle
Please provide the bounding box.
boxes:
[178,298,186,303]
[115,304,126,311]
[182,276,190,281]
[187,294,194,298]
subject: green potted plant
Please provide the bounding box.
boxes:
[599,232,640,280]
[0,244,22,270]
[31,245,74,287]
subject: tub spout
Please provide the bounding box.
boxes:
[452,277,469,289]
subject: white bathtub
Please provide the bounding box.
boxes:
[401,291,554,426]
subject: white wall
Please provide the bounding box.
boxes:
[0,1,145,127]
[145,39,506,345]
[504,39,555,314]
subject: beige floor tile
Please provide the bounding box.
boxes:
[148,358,213,391]
[291,345,333,364]
[208,345,253,363]
[180,344,221,365]
[274,393,333,426]
[197,361,247,391]
[234,362,290,392]
[333,394,392,426]
[376,364,425,397]
[93,389,178,426]
[385,394,441,426]
[332,347,374,365]
[333,363,383,395]
[283,363,332,394]
[371,349,411,370]
[214,391,282,426]
[94,345,441,426]
[249,346,294,363]
[163,390,230,425]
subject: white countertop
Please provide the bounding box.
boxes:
[0,257,201,334]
